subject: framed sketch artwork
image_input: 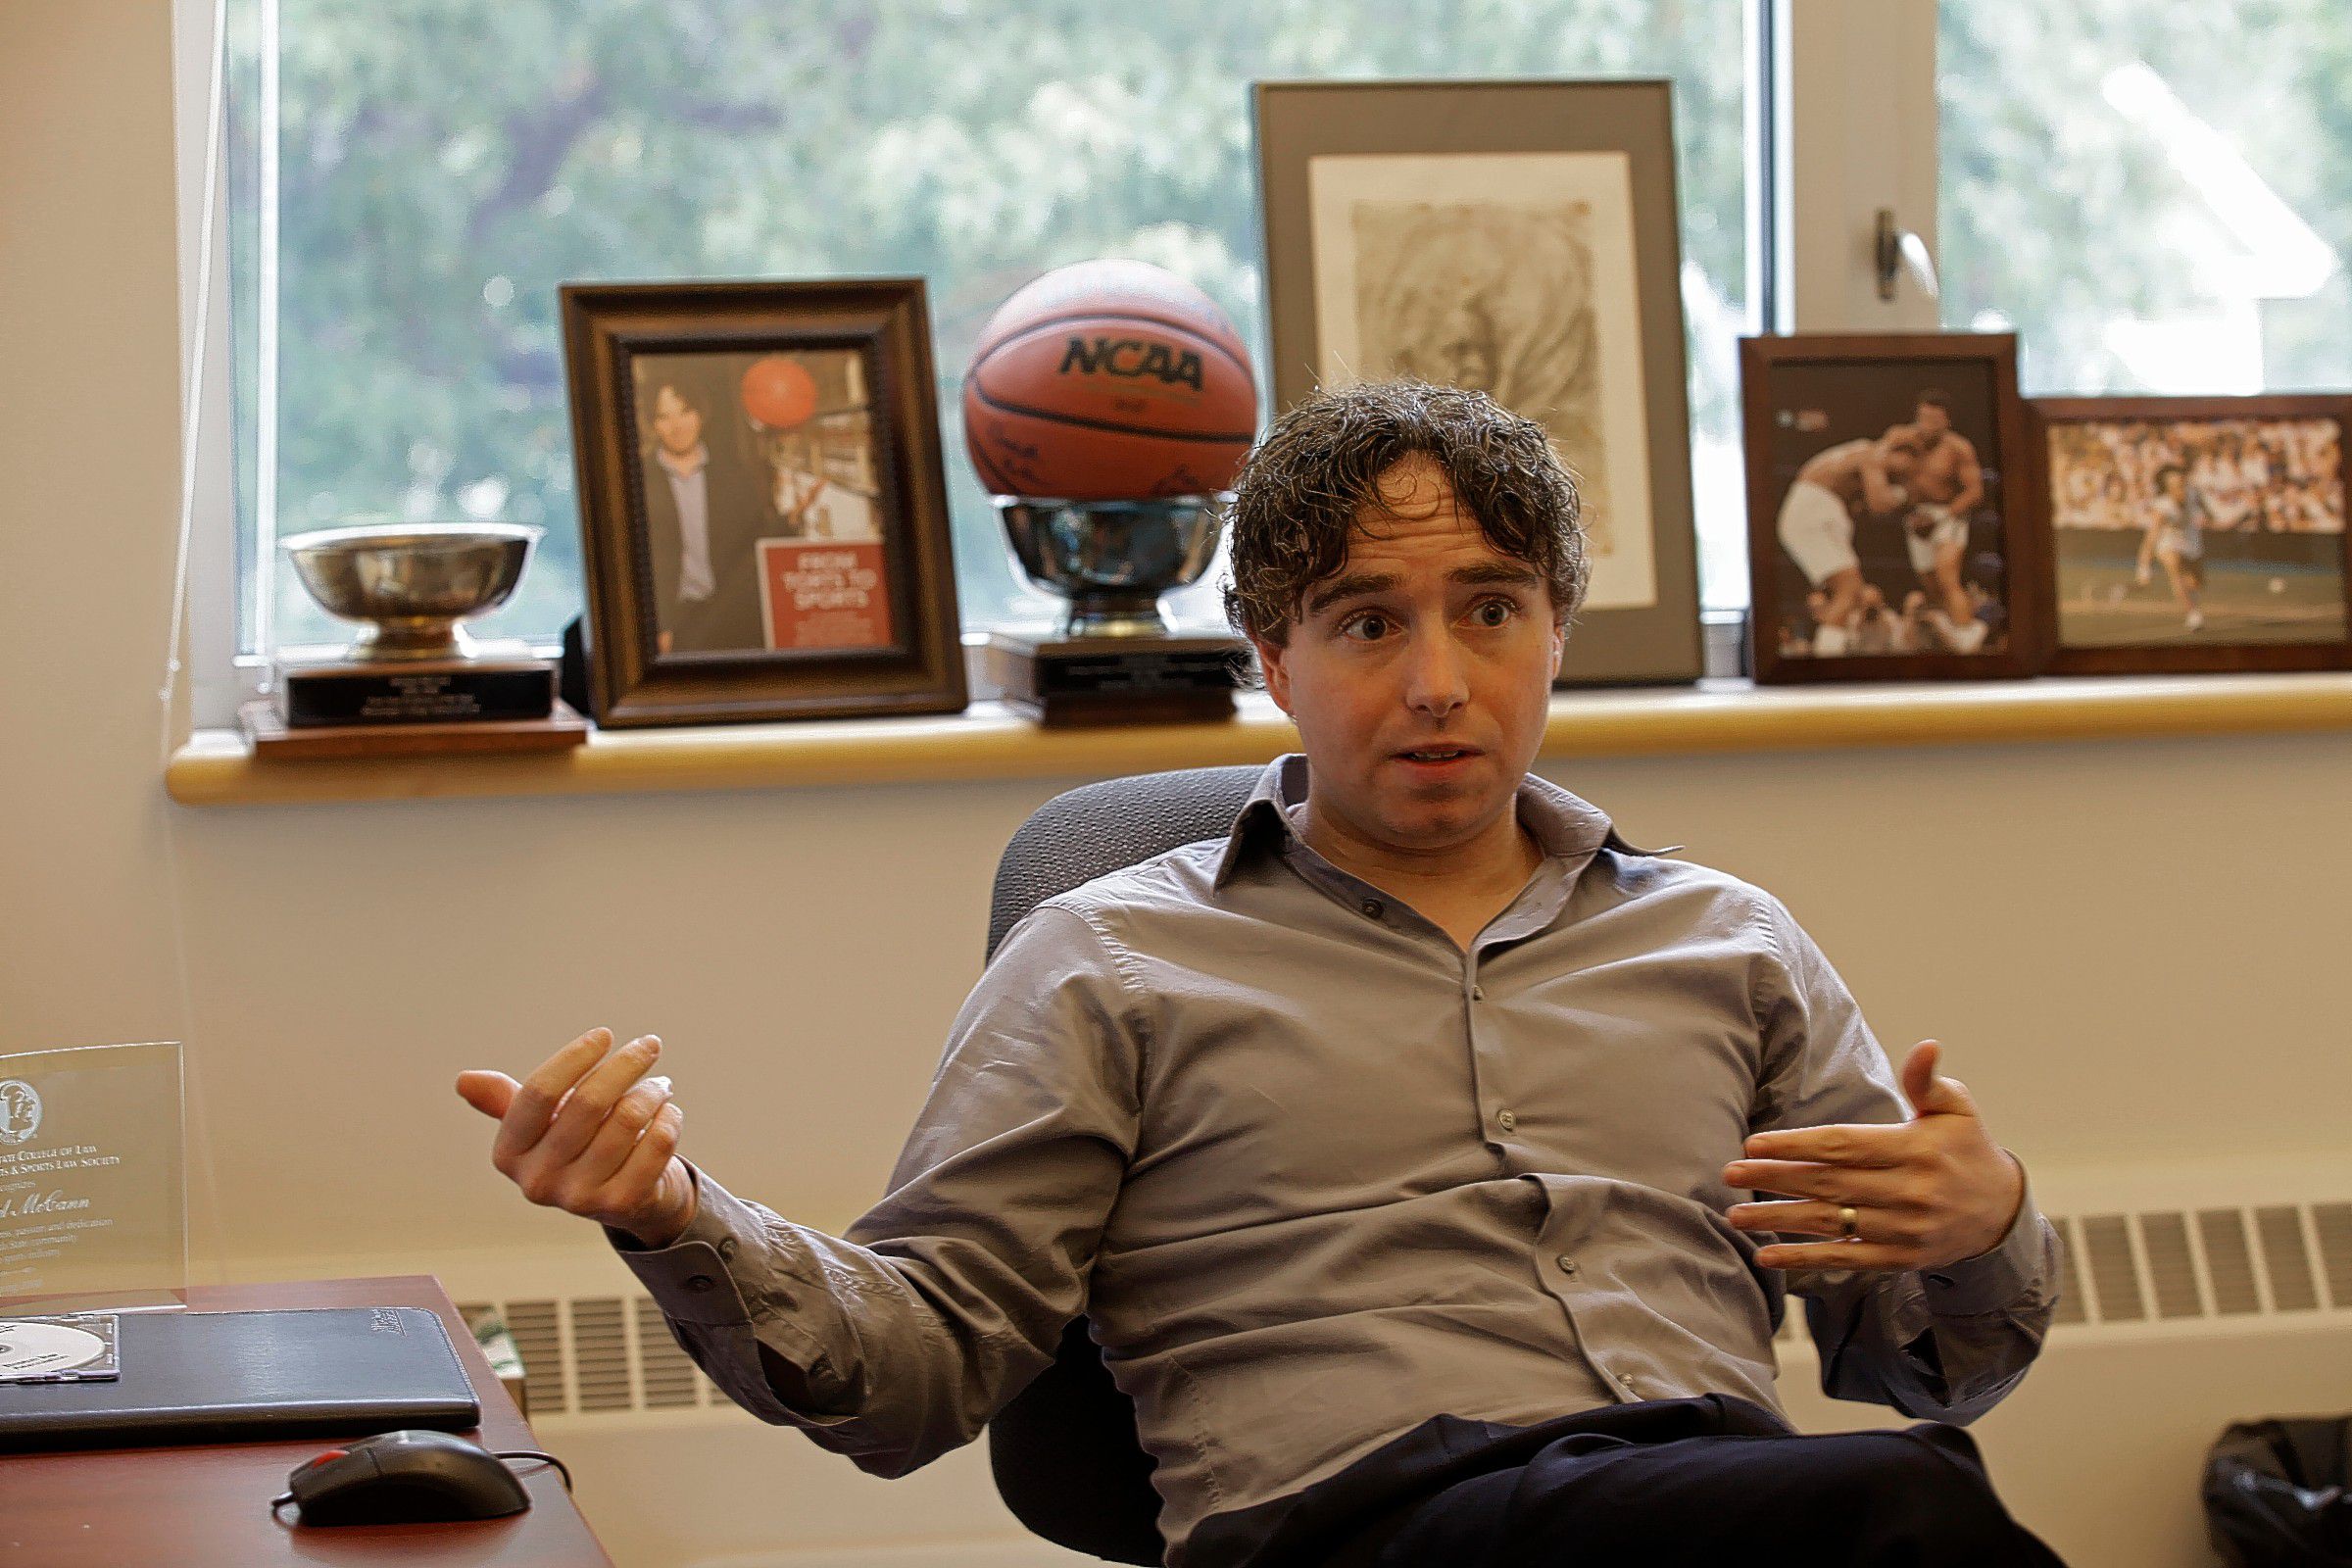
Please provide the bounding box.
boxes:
[561,278,966,727]
[1254,78,1702,684]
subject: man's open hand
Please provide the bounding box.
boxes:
[455,1027,696,1250]
[1721,1041,2025,1272]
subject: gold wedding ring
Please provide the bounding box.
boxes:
[1837,1205,1861,1242]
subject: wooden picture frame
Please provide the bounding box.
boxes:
[1253,77,1703,685]
[560,278,966,727]
[2030,394,2352,675]
[1740,332,2044,684]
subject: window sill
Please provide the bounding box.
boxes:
[164,671,2352,808]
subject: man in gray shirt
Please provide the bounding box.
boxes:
[459,380,2063,1565]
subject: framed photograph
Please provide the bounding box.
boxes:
[1253,78,1702,685]
[561,278,965,727]
[2031,395,2352,674]
[1740,332,2043,683]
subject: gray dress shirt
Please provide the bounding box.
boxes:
[614,756,2058,1565]
[656,444,716,603]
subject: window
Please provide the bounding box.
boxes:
[220,0,1759,681]
[1939,5,2351,396]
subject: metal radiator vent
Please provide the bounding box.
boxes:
[459,1293,717,1418]
[470,1202,2352,1410]
[1763,1200,2351,1343]
[2056,1202,2345,1326]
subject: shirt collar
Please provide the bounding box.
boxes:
[1211,753,1639,889]
[656,442,710,479]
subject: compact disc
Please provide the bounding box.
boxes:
[0,1317,110,1379]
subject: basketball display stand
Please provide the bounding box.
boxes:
[986,628,1246,725]
[985,494,1245,725]
[956,261,1260,724]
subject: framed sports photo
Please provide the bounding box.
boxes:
[2031,395,2352,675]
[561,278,966,727]
[1253,77,1703,685]
[1740,332,2044,684]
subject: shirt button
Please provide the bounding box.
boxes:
[1359,899,1384,918]
[718,1237,739,1262]
[1497,1110,1518,1132]
[1617,1374,1638,1396]
[1471,986,1486,1001]
[1555,1254,1578,1275]
[684,1274,716,1295]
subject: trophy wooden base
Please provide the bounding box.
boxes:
[271,644,557,728]
[241,700,590,760]
[987,630,1245,726]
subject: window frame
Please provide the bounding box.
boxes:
[173,0,1946,733]
[1771,0,1942,334]
[176,0,249,733]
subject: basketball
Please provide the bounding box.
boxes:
[961,260,1257,501]
[741,354,817,430]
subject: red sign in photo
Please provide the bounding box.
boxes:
[759,539,895,652]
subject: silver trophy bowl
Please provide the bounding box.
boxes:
[280,521,542,661]
[995,495,1228,637]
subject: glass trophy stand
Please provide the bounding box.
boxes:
[0,1042,186,1316]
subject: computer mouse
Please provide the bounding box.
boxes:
[283,1429,534,1526]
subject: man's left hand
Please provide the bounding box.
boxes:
[1721,1041,2026,1272]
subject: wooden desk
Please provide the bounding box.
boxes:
[0,1275,612,1567]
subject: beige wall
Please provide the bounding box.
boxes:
[5,7,2349,1565]
[137,736,2352,1276]
[3,4,195,1063]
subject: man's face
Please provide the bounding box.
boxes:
[1252,455,1564,861]
[1432,300,1497,391]
[1914,401,1952,438]
[652,385,704,457]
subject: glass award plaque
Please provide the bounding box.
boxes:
[0,1043,186,1311]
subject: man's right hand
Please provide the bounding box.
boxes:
[455,1028,697,1250]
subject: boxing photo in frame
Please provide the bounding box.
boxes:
[1740,332,2046,684]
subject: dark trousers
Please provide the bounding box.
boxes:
[1188,1395,2067,1568]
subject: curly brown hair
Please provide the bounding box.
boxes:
[1222,379,1587,645]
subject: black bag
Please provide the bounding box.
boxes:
[2204,1415,2352,1566]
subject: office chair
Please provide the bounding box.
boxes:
[982,763,1267,1565]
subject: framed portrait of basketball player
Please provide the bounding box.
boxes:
[2029,395,2352,675]
[1253,78,1702,686]
[1740,332,2047,685]
[560,278,965,727]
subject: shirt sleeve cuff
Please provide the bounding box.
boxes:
[1921,1162,2049,1316]
[604,1160,760,1327]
